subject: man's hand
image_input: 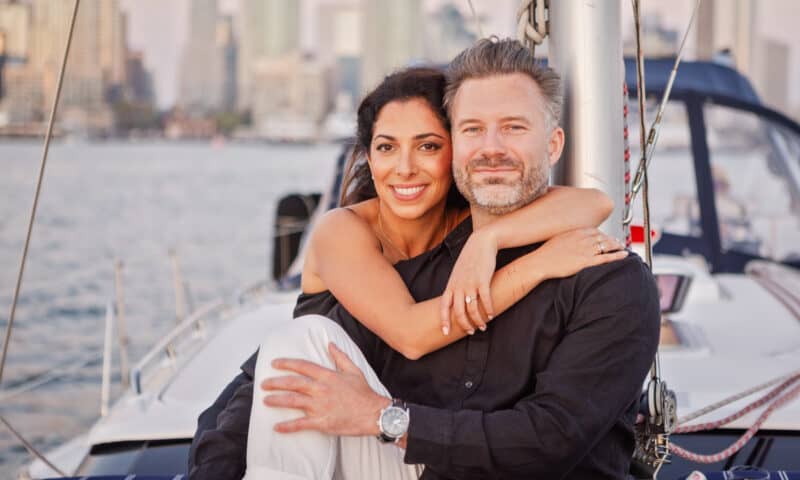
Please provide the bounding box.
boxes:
[261,342,390,437]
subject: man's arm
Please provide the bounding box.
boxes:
[405,257,660,477]
[188,351,257,479]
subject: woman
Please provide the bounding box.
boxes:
[245,67,625,479]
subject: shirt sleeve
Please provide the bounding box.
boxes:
[404,257,661,478]
[188,352,258,479]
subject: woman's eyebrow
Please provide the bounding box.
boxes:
[374,133,445,141]
[413,133,446,140]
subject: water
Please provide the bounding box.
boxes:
[0,140,340,475]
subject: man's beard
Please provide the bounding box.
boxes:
[453,153,549,215]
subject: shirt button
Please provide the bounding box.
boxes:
[464,380,474,389]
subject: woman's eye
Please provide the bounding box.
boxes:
[376,143,394,152]
[419,142,441,152]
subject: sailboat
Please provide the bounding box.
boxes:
[8,1,800,479]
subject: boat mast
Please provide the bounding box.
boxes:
[548,0,625,240]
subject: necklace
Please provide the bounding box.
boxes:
[377,212,410,260]
[376,210,452,261]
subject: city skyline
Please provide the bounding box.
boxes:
[120,0,517,108]
[3,0,800,129]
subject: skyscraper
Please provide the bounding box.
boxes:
[318,2,362,108]
[217,14,237,112]
[361,0,424,93]
[237,0,300,110]
[0,1,30,60]
[178,0,222,112]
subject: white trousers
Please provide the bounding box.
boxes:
[243,314,423,480]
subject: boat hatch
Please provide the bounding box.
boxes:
[76,439,190,476]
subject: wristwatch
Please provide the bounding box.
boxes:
[377,398,410,443]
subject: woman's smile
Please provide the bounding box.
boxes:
[390,184,428,201]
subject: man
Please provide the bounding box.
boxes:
[190,38,660,479]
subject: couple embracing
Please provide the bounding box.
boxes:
[190,38,660,480]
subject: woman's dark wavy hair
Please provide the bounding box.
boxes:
[339,66,468,209]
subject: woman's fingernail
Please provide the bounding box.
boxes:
[488,315,494,320]
[442,325,450,335]
[467,329,475,335]
[479,325,487,332]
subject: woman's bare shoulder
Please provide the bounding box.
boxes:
[312,201,380,246]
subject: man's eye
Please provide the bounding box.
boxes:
[462,126,481,135]
[376,143,393,152]
[505,124,526,132]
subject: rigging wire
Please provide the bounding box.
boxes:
[466,0,484,39]
[0,0,81,386]
[0,415,67,476]
[0,0,81,475]
[624,0,703,224]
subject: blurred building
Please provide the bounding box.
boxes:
[21,0,127,133]
[0,63,42,124]
[250,53,331,141]
[178,0,222,113]
[361,0,424,93]
[318,1,361,108]
[426,3,476,64]
[218,14,237,112]
[238,0,300,110]
[755,37,790,112]
[622,14,679,58]
[126,50,155,105]
[0,0,30,60]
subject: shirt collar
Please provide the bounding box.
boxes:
[442,215,473,259]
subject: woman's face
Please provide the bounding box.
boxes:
[368,98,453,221]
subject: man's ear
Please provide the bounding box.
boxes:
[548,127,565,166]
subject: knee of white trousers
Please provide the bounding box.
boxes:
[257,314,349,367]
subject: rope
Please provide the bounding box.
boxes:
[675,374,800,433]
[623,83,632,247]
[516,0,547,51]
[679,370,800,424]
[670,382,800,464]
[0,0,81,386]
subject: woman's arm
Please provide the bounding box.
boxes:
[486,186,614,249]
[307,209,624,360]
[441,186,614,329]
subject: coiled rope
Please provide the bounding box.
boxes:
[670,372,800,463]
[516,0,547,53]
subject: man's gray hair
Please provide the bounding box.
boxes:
[444,37,563,131]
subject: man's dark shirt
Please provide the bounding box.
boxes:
[190,217,661,479]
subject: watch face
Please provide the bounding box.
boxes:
[381,406,410,438]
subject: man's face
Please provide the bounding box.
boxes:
[449,73,564,215]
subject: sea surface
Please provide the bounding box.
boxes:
[0,140,340,476]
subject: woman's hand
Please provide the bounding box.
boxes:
[531,228,627,280]
[440,230,498,336]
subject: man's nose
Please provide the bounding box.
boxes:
[395,148,417,177]
[478,127,507,159]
